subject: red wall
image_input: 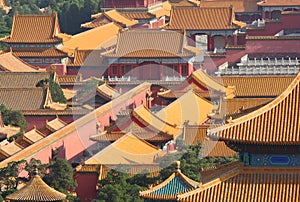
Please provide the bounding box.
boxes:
[75,173,99,202]
[247,13,300,36]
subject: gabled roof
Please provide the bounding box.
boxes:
[222,76,295,97]
[188,69,236,98]
[81,9,138,28]
[257,0,300,7]
[23,128,46,144]
[0,140,23,158]
[132,105,181,137]
[0,52,42,72]
[6,169,66,201]
[177,164,300,202]
[85,133,164,165]
[156,90,213,126]
[166,7,246,30]
[0,72,53,88]
[140,161,200,200]
[208,72,300,144]
[200,0,258,12]
[103,29,199,58]
[45,117,67,132]
[0,88,48,110]
[97,83,120,100]
[62,23,122,51]
[1,13,61,44]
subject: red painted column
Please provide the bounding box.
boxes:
[178,64,182,76]
[208,35,214,51]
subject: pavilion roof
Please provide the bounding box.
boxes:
[221,75,295,97]
[6,169,66,201]
[63,22,122,52]
[0,125,20,139]
[257,0,300,7]
[0,13,61,44]
[82,9,138,28]
[208,72,300,145]
[102,29,200,58]
[85,133,165,165]
[177,164,300,201]
[156,90,214,126]
[0,52,42,72]
[140,161,200,200]
[188,69,236,98]
[199,0,258,13]
[165,7,246,30]
[132,105,181,137]
[150,1,172,18]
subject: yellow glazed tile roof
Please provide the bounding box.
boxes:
[178,165,300,202]
[132,105,181,137]
[208,72,300,144]
[23,128,45,144]
[6,170,66,201]
[63,22,122,50]
[156,90,213,126]
[1,13,61,44]
[82,9,138,28]
[200,0,258,12]
[166,7,245,30]
[0,52,42,72]
[85,133,164,165]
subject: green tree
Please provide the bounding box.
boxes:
[43,158,77,193]
[0,104,28,131]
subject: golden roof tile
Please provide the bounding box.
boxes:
[150,1,172,18]
[156,90,214,126]
[11,47,68,58]
[97,83,120,99]
[166,7,245,30]
[23,128,46,144]
[189,69,236,98]
[63,23,122,50]
[82,9,138,28]
[0,52,43,72]
[183,125,236,157]
[66,49,105,67]
[221,75,295,97]
[0,88,48,110]
[208,72,300,144]
[178,165,300,201]
[122,12,156,19]
[257,0,300,7]
[1,13,61,44]
[0,125,20,139]
[103,29,198,58]
[6,169,66,201]
[62,88,77,100]
[85,133,165,165]
[132,105,181,137]
[0,72,52,88]
[45,117,67,132]
[200,0,258,12]
[0,140,23,157]
[169,0,200,7]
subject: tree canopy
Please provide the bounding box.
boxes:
[0,104,28,131]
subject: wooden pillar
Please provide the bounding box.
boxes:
[208,35,214,51]
[178,64,182,77]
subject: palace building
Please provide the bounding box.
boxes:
[0,13,68,68]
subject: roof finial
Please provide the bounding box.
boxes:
[174,161,181,172]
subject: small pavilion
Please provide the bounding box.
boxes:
[5,168,66,202]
